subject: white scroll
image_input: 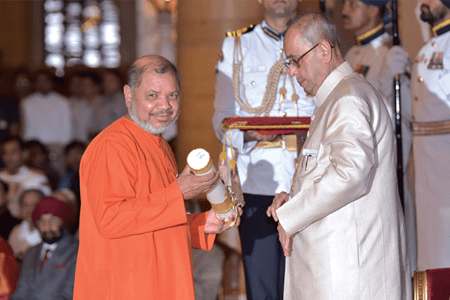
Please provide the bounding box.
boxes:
[187,148,237,224]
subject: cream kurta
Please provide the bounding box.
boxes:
[346,30,416,274]
[277,62,411,300]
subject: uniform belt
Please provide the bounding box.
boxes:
[254,134,297,151]
[412,120,450,135]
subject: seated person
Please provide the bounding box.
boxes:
[56,140,85,235]
[0,137,51,218]
[51,189,79,236]
[94,68,127,132]
[11,197,77,300]
[57,140,85,204]
[0,95,20,146]
[8,189,44,261]
[23,140,60,191]
[0,236,19,299]
[0,180,20,241]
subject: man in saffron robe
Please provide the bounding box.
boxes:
[73,55,240,300]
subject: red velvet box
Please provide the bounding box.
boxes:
[414,268,450,300]
[222,116,311,135]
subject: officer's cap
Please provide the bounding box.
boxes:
[441,0,450,9]
[359,0,389,7]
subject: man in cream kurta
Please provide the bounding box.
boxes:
[267,13,411,299]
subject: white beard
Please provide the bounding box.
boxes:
[128,99,179,135]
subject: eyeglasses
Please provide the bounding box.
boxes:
[284,43,320,69]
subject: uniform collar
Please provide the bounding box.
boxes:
[432,19,450,37]
[356,23,385,45]
[262,20,285,41]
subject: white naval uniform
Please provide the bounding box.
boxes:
[212,21,316,300]
[346,28,416,273]
[411,22,450,271]
[277,62,411,300]
[212,20,316,196]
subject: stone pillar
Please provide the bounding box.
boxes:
[176,0,264,170]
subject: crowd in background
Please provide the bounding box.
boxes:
[0,65,128,298]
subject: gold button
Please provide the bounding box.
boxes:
[412,114,415,120]
[418,77,423,82]
[424,59,428,64]
[432,41,437,47]
[414,95,418,101]
[355,50,360,55]
[251,81,255,85]
[279,49,284,54]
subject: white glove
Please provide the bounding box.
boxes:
[377,46,412,100]
[380,46,412,79]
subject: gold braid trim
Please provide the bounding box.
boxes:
[210,196,234,214]
[232,36,286,116]
[413,271,427,300]
[432,18,450,37]
[227,123,310,130]
[356,23,384,45]
[412,119,450,136]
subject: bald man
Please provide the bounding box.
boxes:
[73,55,241,300]
[267,12,411,299]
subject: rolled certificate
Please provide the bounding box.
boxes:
[187,148,236,223]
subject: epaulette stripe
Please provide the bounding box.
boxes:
[262,27,280,41]
[432,19,450,37]
[356,23,384,45]
[226,24,255,38]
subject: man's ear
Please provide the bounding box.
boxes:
[123,85,132,108]
[319,41,333,63]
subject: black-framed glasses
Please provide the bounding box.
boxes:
[284,43,320,69]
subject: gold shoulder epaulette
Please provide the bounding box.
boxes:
[226,24,255,38]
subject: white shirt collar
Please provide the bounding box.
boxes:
[315,61,354,107]
[40,242,58,260]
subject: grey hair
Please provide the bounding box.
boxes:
[287,12,341,49]
[127,56,181,92]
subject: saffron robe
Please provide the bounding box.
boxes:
[73,117,215,300]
